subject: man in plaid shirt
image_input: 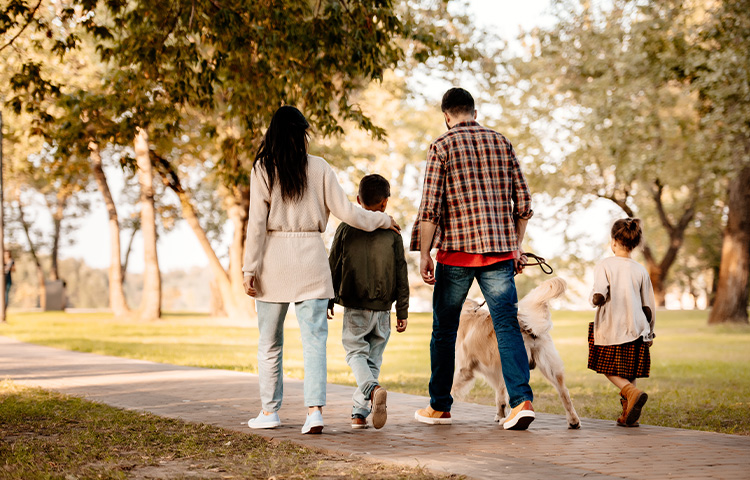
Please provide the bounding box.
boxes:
[410,87,536,430]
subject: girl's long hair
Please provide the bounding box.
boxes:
[254,106,310,202]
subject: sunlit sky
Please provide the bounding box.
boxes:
[60,0,611,276]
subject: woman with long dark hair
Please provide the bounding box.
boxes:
[242,106,399,434]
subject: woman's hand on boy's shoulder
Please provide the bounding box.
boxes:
[388,215,401,234]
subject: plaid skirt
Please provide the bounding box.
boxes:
[587,322,650,378]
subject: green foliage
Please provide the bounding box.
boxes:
[489,0,741,298]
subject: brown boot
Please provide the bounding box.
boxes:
[621,384,648,426]
[616,395,639,427]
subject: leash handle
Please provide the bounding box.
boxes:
[520,252,554,275]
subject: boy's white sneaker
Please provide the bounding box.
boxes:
[248,411,281,429]
[301,410,324,434]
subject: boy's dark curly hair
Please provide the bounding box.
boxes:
[611,218,643,251]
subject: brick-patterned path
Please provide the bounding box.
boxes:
[2,336,748,479]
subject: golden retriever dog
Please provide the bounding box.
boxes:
[452,277,581,429]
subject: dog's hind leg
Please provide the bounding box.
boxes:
[493,384,509,423]
[480,368,508,422]
[452,361,478,400]
[535,346,581,429]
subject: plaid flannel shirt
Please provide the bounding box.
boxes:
[409,120,533,254]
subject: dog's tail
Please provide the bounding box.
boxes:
[517,277,567,336]
[520,277,567,307]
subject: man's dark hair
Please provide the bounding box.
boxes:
[441,87,475,116]
[358,174,390,207]
[611,218,643,251]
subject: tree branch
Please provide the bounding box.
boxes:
[651,179,675,236]
[599,192,635,217]
[0,0,44,54]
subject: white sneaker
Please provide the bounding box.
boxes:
[301,410,324,434]
[247,411,281,429]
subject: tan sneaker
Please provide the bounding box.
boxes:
[621,384,648,426]
[414,405,452,425]
[371,385,387,429]
[502,401,535,430]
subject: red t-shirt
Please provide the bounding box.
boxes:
[436,250,517,267]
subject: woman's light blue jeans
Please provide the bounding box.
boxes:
[430,260,533,412]
[255,298,328,412]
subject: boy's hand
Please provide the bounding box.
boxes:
[645,340,653,347]
[243,276,257,297]
[396,318,408,333]
[327,305,334,320]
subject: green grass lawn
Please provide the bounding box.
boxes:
[2,309,749,435]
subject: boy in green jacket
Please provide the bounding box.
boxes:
[328,174,409,430]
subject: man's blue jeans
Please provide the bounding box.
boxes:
[430,259,533,412]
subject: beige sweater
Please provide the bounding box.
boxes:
[242,155,391,303]
[590,256,656,346]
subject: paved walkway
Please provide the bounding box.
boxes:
[1,336,748,480]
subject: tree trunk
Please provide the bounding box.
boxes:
[89,142,130,317]
[17,202,46,310]
[47,192,68,282]
[708,164,750,324]
[121,222,139,284]
[226,186,255,316]
[644,265,666,307]
[209,277,227,317]
[135,128,161,320]
[153,155,251,321]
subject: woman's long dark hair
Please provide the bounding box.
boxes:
[254,106,310,202]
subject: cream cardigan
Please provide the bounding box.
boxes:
[242,155,391,303]
[590,256,656,346]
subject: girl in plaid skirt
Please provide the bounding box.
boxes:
[588,218,656,427]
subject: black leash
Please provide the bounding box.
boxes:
[521,252,554,275]
[473,252,554,310]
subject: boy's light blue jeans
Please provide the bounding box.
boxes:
[342,308,391,418]
[255,298,328,413]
